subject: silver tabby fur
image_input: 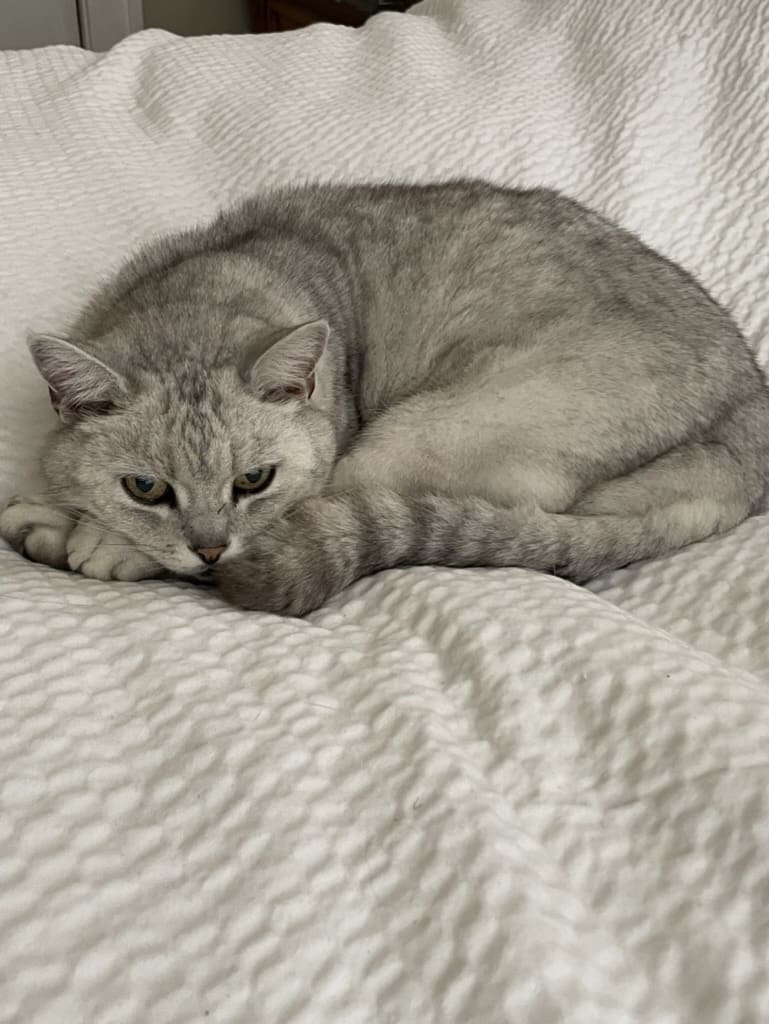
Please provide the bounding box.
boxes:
[2,181,768,615]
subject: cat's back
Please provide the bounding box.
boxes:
[219,180,738,340]
[233,180,750,370]
[72,180,757,405]
[217,179,596,266]
[274,182,766,418]
[82,178,734,339]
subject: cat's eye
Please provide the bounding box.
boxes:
[122,475,172,505]
[233,467,275,498]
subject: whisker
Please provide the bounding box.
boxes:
[46,509,84,525]
[37,508,172,557]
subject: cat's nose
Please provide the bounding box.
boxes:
[194,544,228,565]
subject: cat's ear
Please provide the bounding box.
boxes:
[247,320,329,403]
[28,334,127,423]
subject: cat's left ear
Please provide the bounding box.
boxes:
[28,333,127,423]
[247,320,329,403]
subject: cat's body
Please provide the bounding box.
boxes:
[2,181,768,614]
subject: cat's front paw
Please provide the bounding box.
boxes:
[67,518,164,582]
[0,495,75,570]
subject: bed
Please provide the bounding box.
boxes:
[1,1,767,1020]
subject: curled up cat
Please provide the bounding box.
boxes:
[1,181,768,616]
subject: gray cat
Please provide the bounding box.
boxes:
[2,181,767,615]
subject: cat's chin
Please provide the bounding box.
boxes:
[169,549,241,578]
[181,569,217,587]
[169,561,213,579]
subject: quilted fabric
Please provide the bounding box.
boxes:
[1,1,767,1021]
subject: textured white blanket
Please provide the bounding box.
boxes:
[1,1,767,1021]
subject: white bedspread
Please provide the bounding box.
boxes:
[1,1,767,1021]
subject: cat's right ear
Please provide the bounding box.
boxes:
[246,320,329,403]
[28,334,127,424]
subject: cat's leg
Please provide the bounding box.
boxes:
[66,515,166,582]
[328,389,582,512]
[1,496,165,581]
[0,494,75,570]
[569,392,768,524]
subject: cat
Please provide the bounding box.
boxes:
[1,180,768,616]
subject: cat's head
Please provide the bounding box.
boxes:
[29,320,337,575]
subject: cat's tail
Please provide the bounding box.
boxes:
[221,479,756,616]
[220,393,768,611]
[319,483,751,587]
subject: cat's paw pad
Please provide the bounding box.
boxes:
[67,520,163,582]
[0,495,75,570]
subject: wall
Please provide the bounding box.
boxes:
[0,0,81,49]
[142,0,252,35]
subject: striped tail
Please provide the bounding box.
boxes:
[313,488,748,585]
[217,482,754,615]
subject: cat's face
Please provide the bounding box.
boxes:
[31,322,336,575]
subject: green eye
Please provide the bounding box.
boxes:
[233,467,275,496]
[122,475,172,504]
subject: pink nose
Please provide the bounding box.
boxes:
[195,545,227,565]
